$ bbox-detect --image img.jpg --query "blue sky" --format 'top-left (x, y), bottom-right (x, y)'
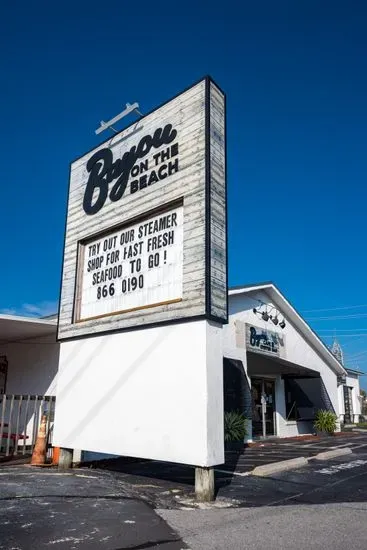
top-left (1, 1), bottom-right (367, 373)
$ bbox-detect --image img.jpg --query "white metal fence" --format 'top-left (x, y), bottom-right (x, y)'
top-left (0, 394), bottom-right (56, 458)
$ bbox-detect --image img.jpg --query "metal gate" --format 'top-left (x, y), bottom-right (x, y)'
top-left (0, 394), bottom-right (56, 458)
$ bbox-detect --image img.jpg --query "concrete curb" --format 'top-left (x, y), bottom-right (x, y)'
top-left (312, 447), bottom-right (352, 461)
top-left (251, 447), bottom-right (353, 476)
top-left (252, 457), bottom-right (308, 477)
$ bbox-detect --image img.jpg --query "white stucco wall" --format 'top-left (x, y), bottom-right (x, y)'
top-left (53, 319), bottom-right (224, 467)
top-left (224, 290), bottom-right (342, 439)
top-left (0, 334), bottom-right (59, 396)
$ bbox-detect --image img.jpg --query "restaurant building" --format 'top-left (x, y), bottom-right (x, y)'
top-left (223, 282), bottom-right (350, 441)
top-left (1, 282), bottom-right (362, 459)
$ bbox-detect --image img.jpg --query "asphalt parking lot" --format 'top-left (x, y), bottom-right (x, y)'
top-left (82, 433), bottom-right (367, 505)
top-left (216, 442), bottom-right (367, 506)
top-left (1, 434), bottom-right (367, 549)
top-left (220, 432), bottom-right (364, 474)
top-left (0, 468), bottom-right (186, 550)
top-left (158, 438), bottom-right (367, 549)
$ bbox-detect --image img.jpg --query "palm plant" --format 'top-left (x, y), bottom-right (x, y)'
top-left (224, 411), bottom-right (248, 442)
top-left (314, 410), bottom-right (337, 434)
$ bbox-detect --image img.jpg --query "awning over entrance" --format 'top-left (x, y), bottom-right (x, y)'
top-left (247, 351), bottom-right (320, 378)
top-left (0, 315), bottom-right (56, 344)
top-left (224, 355), bottom-right (335, 439)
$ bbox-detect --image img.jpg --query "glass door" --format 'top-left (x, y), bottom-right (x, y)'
top-left (251, 379), bottom-right (263, 437)
top-left (263, 379), bottom-right (276, 436)
top-left (0, 356), bottom-right (7, 395)
top-left (343, 386), bottom-right (353, 424)
top-left (251, 378), bottom-right (276, 438)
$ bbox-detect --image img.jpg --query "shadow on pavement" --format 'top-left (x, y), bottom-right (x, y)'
top-left (114, 540), bottom-right (182, 550)
top-left (84, 450), bottom-right (244, 495)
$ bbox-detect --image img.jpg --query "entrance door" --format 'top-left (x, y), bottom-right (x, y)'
top-left (0, 356), bottom-right (7, 395)
top-left (251, 378), bottom-right (276, 438)
top-left (343, 386), bottom-right (353, 424)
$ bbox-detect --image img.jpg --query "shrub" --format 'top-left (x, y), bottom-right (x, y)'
top-left (224, 411), bottom-right (248, 442)
top-left (356, 422), bottom-right (367, 429)
top-left (314, 410), bottom-right (337, 434)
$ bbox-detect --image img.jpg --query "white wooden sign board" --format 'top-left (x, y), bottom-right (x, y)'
top-left (77, 205), bottom-right (184, 320)
top-left (58, 77), bottom-right (227, 340)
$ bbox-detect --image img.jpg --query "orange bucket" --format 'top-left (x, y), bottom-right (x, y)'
top-left (52, 446), bottom-right (60, 465)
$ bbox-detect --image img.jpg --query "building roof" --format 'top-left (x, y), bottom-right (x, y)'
top-left (229, 282), bottom-right (347, 377)
top-left (0, 314), bottom-right (56, 344)
top-left (345, 367), bottom-right (366, 376)
top-left (0, 284), bottom-right (356, 377)
top-left (41, 313), bottom-right (58, 320)
top-left (229, 281), bottom-right (274, 292)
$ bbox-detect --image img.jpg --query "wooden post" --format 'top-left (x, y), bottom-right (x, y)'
top-left (195, 467), bottom-right (215, 502)
top-left (58, 447), bottom-right (73, 469)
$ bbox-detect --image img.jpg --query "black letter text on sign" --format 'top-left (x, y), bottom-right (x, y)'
top-left (83, 124), bottom-right (177, 215)
top-left (75, 205), bottom-right (183, 321)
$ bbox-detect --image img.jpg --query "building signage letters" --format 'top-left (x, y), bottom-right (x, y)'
top-left (246, 324), bottom-right (285, 358)
top-left (76, 204), bottom-right (183, 321)
top-left (83, 124), bottom-right (178, 215)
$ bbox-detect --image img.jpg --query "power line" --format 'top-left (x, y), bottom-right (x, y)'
top-left (346, 360), bottom-right (367, 368)
top-left (341, 336), bottom-right (367, 348)
top-left (347, 356), bottom-right (367, 362)
top-left (346, 350), bottom-right (367, 359)
top-left (318, 328), bottom-right (367, 332)
top-left (306, 313), bottom-right (367, 321)
top-left (320, 334), bottom-right (367, 337)
top-left (348, 348), bottom-right (367, 356)
top-left (303, 304), bottom-right (367, 313)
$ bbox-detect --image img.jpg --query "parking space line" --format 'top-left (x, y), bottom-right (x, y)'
top-left (215, 469), bottom-right (251, 477)
top-left (348, 443), bottom-right (367, 450)
top-left (316, 459), bottom-right (367, 475)
top-left (329, 443), bottom-right (354, 449)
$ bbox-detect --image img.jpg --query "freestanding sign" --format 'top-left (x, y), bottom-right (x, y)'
top-left (54, 77), bottom-right (227, 476)
top-left (58, 76), bottom-right (227, 340)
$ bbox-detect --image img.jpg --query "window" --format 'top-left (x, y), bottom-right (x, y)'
top-left (343, 386), bottom-right (353, 423)
top-left (285, 385), bottom-right (299, 421)
top-left (0, 356), bottom-right (8, 395)
top-left (284, 378), bottom-right (316, 421)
